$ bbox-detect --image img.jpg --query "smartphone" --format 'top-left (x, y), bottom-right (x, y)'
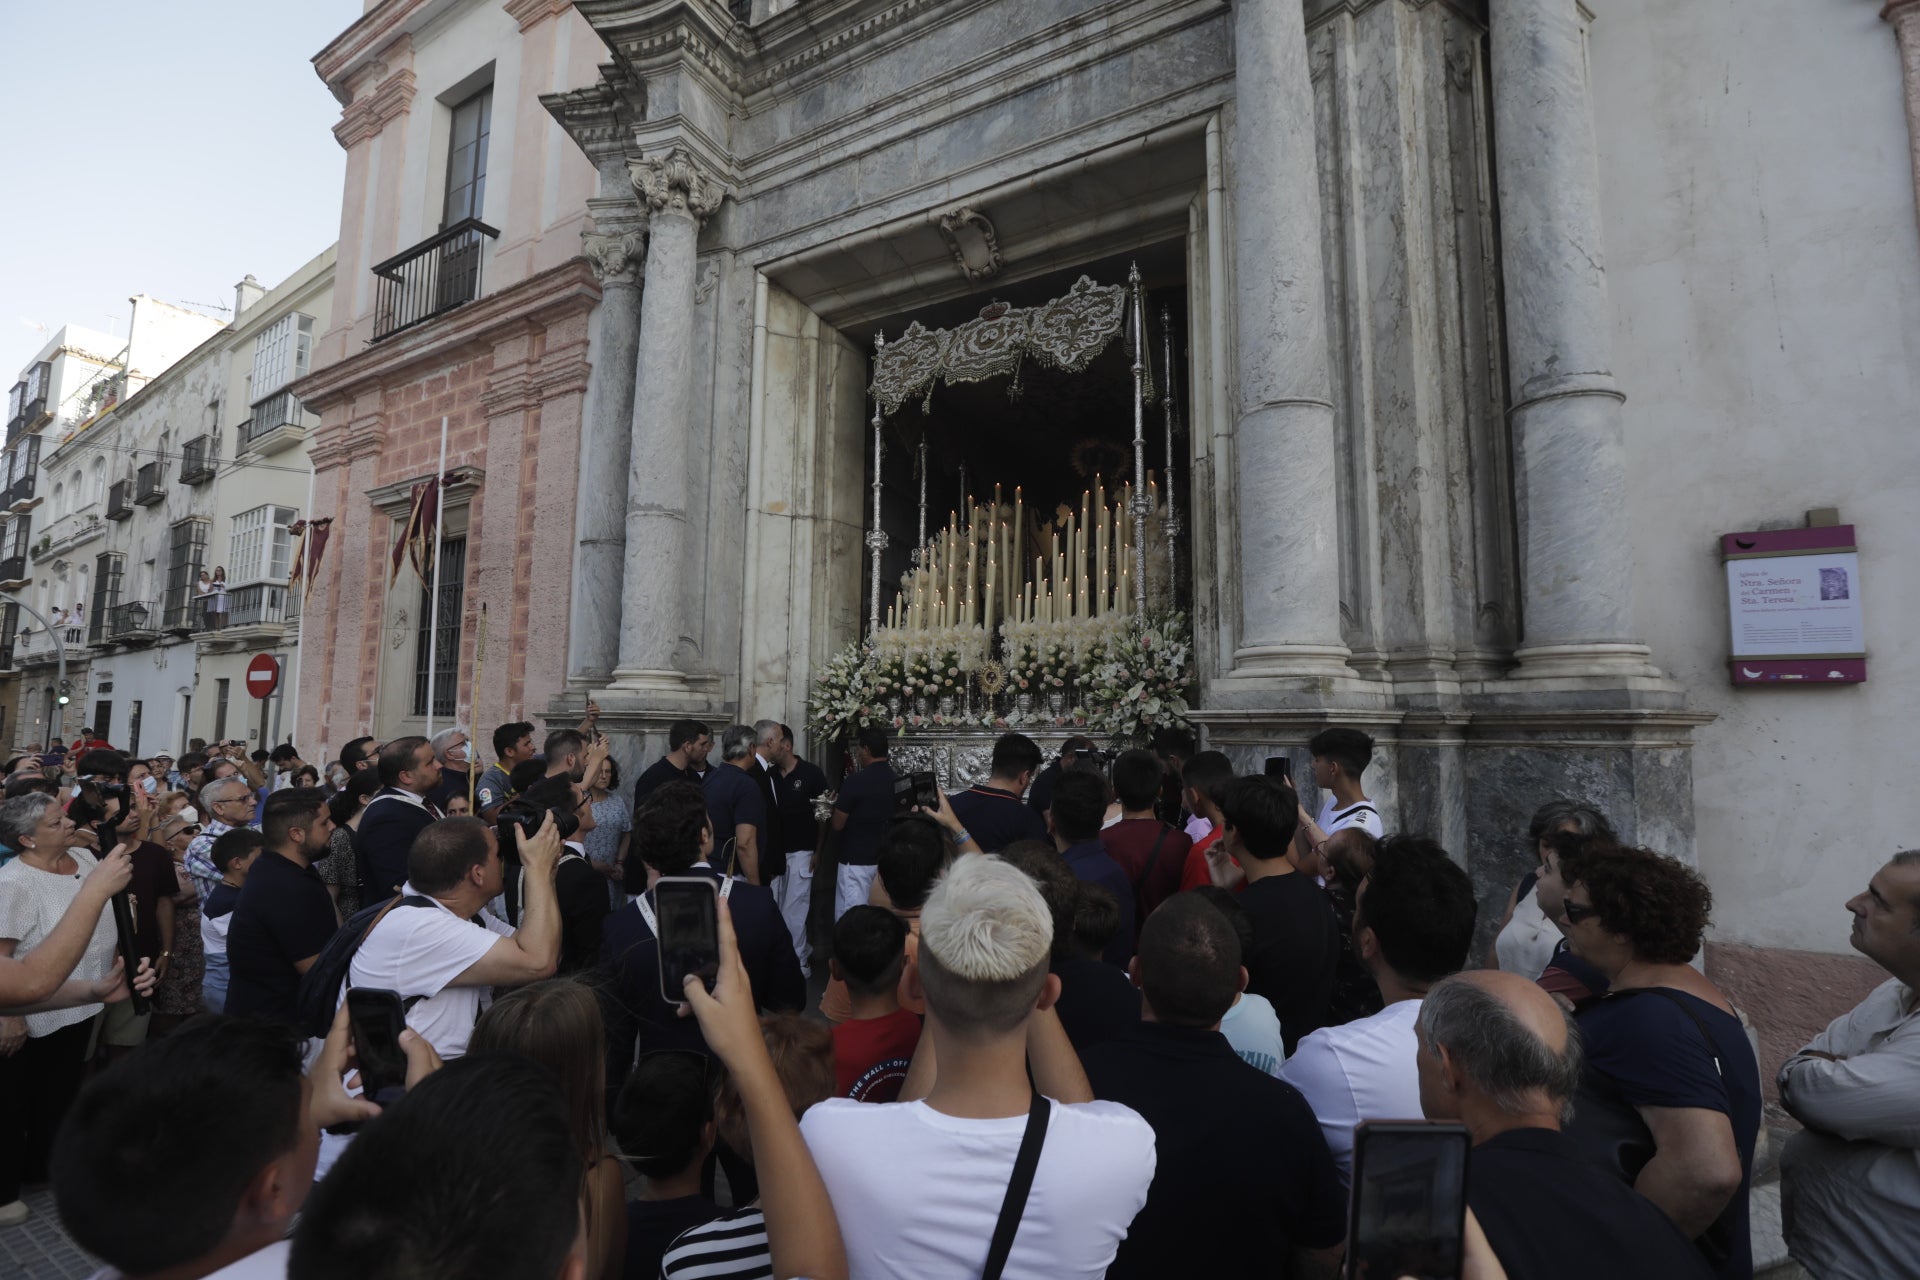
top-left (654, 876), bottom-right (721, 1005)
top-left (1264, 755), bottom-right (1292, 783)
top-left (345, 987), bottom-right (410, 1106)
top-left (1345, 1120), bottom-right (1471, 1280)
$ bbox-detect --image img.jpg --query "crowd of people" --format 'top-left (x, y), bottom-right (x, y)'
top-left (0, 713), bottom-right (1913, 1280)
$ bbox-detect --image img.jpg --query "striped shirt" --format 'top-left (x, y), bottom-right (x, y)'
top-left (660, 1207), bottom-right (770, 1280)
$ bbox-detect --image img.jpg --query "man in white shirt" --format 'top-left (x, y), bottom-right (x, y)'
top-left (801, 855), bottom-right (1157, 1280)
top-left (347, 813), bottom-right (564, 1059)
top-left (1779, 850), bottom-right (1920, 1279)
top-left (1280, 834), bottom-right (1476, 1184)
top-left (1293, 728), bottom-right (1384, 865)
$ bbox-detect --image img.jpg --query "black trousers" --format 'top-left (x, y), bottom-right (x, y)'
top-left (0, 1015), bottom-right (98, 1202)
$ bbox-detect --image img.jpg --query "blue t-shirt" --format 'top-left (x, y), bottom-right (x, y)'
top-left (702, 765), bottom-right (769, 877)
top-left (1573, 988), bottom-right (1762, 1280)
top-left (831, 761), bottom-right (896, 867)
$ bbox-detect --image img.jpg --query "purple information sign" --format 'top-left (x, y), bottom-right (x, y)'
top-left (1721, 526), bottom-right (1866, 686)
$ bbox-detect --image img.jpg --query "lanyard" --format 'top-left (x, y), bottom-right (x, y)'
top-left (636, 875), bottom-right (734, 933)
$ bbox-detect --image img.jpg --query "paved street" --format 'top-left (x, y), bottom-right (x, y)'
top-left (0, 1189), bottom-right (97, 1279)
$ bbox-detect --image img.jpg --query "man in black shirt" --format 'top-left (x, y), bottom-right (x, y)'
top-left (1417, 971), bottom-right (1711, 1280)
top-left (1082, 894), bottom-right (1344, 1279)
top-left (1025, 734), bottom-right (1095, 821)
top-left (632, 719), bottom-right (710, 811)
top-left (828, 727), bottom-right (895, 921)
top-left (1221, 774), bottom-right (1338, 1054)
top-left (1001, 841), bottom-right (1140, 1053)
top-left (225, 788), bottom-right (339, 1024)
top-left (769, 724), bottom-right (829, 974)
top-left (702, 725), bottom-right (770, 884)
top-left (947, 732), bottom-right (1047, 852)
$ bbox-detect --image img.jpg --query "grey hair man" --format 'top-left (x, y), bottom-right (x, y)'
top-left (702, 725), bottom-right (770, 885)
top-left (183, 775), bottom-right (261, 905)
top-left (1777, 850), bottom-right (1920, 1280)
top-left (426, 726), bottom-right (472, 814)
top-left (747, 719), bottom-right (785, 881)
top-left (1416, 971), bottom-right (1709, 1279)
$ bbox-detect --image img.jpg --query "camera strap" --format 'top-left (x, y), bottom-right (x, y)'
top-left (636, 875), bottom-right (734, 935)
top-left (981, 1092), bottom-right (1051, 1280)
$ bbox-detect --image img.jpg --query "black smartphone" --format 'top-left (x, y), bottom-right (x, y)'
top-left (911, 770), bottom-right (941, 812)
top-left (654, 876), bottom-right (721, 1005)
top-left (1345, 1120), bottom-right (1472, 1280)
top-left (345, 987), bottom-right (410, 1106)
top-left (1264, 755), bottom-right (1292, 783)
top-left (893, 772), bottom-right (918, 815)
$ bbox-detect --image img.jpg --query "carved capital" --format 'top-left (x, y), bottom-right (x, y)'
top-left (333, 68), bottom-right (416, 150)
top-left (582, 229), bottom-right (647, 285)
top-left (629, 147), bottom-right (726, 224)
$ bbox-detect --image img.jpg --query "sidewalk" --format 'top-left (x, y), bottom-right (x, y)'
top-left (0, 1189), bottom-right (98, 1279)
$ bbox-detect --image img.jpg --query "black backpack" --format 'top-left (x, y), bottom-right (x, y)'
top-left (293, 892), bottom-right (435, 1039)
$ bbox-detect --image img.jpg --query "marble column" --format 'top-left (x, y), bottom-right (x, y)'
top-left (567, 226), bottom-right (646, 684)
top-left (1229, 0), bottom-right (1352, 679)
top-left (1886, 0), bottom-right (1920, 239)
top-left (1489, 0), bottom-right (1655, 678)
top-left (612, 148), bottom-right (724, 689)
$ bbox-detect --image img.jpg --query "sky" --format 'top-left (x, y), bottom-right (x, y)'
top-left (0, 0), bottom-right (362, 381)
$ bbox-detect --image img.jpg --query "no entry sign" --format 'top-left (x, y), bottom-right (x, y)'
top-left (246, 653), bottom-right (281, 700)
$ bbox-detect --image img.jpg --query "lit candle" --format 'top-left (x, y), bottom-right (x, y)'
top-left (1096, 492), bottom-right (1110, 616)
top-left (966, 512), bottom-right (979, 624)
top-left (1013, 488), bottom-right (1024, 609)
top-left (945, 517), bottom-right (958, 621)
top-left (984, 533), bottom-right (998, 636)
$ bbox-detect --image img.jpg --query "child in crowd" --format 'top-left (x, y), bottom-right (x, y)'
top-left (615, 1051), bottom-right (722, 1280)
top-left (199, 827), bottom-right (265, 1014)
top-left (827, 906), bottom-right (921, 1101)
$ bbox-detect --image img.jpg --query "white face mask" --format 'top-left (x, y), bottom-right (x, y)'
top-left (141, 776), bottom-right (159, 794)
top-left (178, 806), bottom-right (200, 825)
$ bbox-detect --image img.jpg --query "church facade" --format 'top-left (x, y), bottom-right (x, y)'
top-left (546, 0), bottom-right (1720, 951)
top-left (296, 0), bottom-right (1920, 992)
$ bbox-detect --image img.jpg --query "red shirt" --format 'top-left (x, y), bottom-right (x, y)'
top-left (832, 1006), bottom-right (923, 1101)
top-left (1100, 818), bottom-right (1192, 928)
top-left (1179, 825), bottom-right (1243, 892)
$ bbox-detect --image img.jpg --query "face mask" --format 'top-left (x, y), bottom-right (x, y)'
top-left (142, 776), bottom-right (158, 794)
top-left (178, 806), bottom-right (200, 825)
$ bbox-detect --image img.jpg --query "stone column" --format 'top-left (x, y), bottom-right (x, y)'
top-left (1489, 0), bottom-right (1655, 678)
top-left (1229, 0), bottom-right (1351, 680)
top-left (612, 148), bottom-right (724, 689)
top-left (1886, 0), bottom-right (1920, 238)
top-left (567, 226), bottom-right (645, 684)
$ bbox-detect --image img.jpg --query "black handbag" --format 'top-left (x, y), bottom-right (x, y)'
top-left (1568, 987), bottom-right (1736, 1272)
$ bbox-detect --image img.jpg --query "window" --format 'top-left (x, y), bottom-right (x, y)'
top-left (229, 505), bottom-right (297, 584)
top-left (248, 314), bottom-right (315, 403)
top-left (164, 518), bottom-right (209, 629)
top-left (90, 552), bottom-right (123, 645)
top-left (91, 457), bottom-right (106, 505)
top-left (127, 701), bottom-right (142, 758)
top-left (442, 86), bottom-right (492, 227)
top-left (9, 516), bottom-right (30, 559)
top-left (214, 678), bottom-right (230, 741)
top-left (93, 701), bottom-right (111, 744)
top-left (412, 535), bottom-right (466, 719)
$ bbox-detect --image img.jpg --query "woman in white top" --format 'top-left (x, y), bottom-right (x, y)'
top-left (210, 567), bottom-right (231, 630)
top-left (0, 792), bottom-right (123, 1212)
top-left (195, 570), bottom-right (217, 631)
top-left (1490, 799), bottom-right (1615, 978)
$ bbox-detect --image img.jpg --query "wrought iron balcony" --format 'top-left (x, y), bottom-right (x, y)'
top-left (371, 217), bottom-right (500, 342)
top-left (107, 600), bottom-right (158, 642)
top-left (134, 462), bottom-right (165, 505)
top-left (106, 480), bottom-right (133, 520)
top-left (179, 435), bottom-right (217, 484)
top-left (240, 389), bottom-right (309, 454)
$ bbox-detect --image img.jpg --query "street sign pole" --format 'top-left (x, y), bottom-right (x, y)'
top-left (2, 593), bottom-right (67, 736)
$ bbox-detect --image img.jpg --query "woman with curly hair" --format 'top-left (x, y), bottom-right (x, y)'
top-left (1560, 843), bottom-right (1761, 1280)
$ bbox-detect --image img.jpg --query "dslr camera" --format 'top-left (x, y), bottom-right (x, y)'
top-left (495, 796), bottom-right (579, 848)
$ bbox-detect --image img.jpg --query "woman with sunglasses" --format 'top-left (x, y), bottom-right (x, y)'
top-left (1559, 843), bottom-right (1761, 1280)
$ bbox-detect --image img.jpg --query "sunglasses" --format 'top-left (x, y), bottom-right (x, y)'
top-left (1562, 899), bottom-right (1601, 925)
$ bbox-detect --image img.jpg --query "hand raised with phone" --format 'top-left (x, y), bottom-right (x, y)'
top-left (678, 896), bottom-right (758, 1058)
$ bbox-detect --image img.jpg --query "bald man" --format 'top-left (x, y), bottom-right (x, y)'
top-left (1416, 971), bottom-right (1710, 1280)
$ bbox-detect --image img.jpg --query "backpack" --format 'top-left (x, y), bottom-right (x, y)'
top-left (293, 892), bottom-right (436, 1039)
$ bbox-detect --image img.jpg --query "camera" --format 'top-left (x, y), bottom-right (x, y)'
top-left (495, 797), bottom-right (579, 849)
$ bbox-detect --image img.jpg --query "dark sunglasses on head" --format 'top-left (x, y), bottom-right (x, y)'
top-left (1562, 899), bottom-right (1601, 925)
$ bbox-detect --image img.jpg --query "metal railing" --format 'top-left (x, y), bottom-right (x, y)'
top-left (106, 480), bottom-right (132, 520)
top-left (15, 624), bottom-right (85, 662)
top-left (134, 462), bottom-right (164, 504)
top-left (106, 600), bottom-right (157, 641)
top-left (371, 218), bottom-right (500, 342)
top-left (242, 390), bottom-right (304, 447)
top-left (226, 583), bottom-right (289, 628)
top-left (179, 435), bottom-right (217, 484)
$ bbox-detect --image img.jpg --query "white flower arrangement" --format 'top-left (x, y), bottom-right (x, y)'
top-left (1083, 610), bottom-right (1194, 745)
